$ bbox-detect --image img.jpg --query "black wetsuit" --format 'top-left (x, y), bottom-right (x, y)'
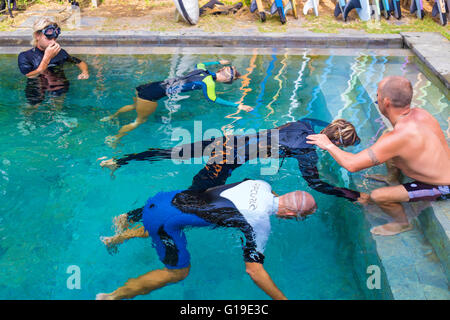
top-left (128, 179), bottom-right (277, 269)
top-left (18, 47), bottom-right (82, 105)
top-left (113, 118), bottom-right (361, 201)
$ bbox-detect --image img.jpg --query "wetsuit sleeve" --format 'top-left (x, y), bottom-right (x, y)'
top-left (200, 77), bottom-right (239, 107)
top-left (60, 49), bottom-right (82, 65)
top-left (18, 52), bottom-right (35, 75)
top-left (196, 61), bottom-right (221, 70)
top-left (295, 149), bottom-right (361, 202)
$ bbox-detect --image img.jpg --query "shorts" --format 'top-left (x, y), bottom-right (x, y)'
top-left (136, 81), bottom-right (167, 101)
top-left (403, 181), bottom-right (450, 202)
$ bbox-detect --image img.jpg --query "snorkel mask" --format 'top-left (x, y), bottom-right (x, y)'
top-left (41, 24), bottom-right (61, 40)
top-left (225, 66), bottom-right (235, 84)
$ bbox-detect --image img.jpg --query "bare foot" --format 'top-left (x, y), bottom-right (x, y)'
top-left (96, 293), bottom-right (114, 300)
top-left (105, 135), bottom-right (119, 148)
top-left (370, 222), bottom-right (413, 236)
top-left (113, 214), bottom-right (130, 234)
top-left (100, 236), bottom-right (119, 255)
top-left (100, 158), bottom-right (118, 174)
top-left (100, 116), bottom-right (113, 122)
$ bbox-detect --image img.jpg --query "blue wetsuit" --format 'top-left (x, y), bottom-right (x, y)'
top-left (135, 61), bottom-right (238, 107)
top-left (139, 180), bottom-right (277, 269)
top-left (113, 119), bottom-right (361, 202)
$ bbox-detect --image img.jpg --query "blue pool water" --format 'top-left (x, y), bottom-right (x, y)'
top-left (0, 51), bottom-right (448, 300)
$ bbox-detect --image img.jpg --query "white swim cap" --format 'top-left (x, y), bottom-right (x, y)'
top-left (279, 191), bottom-right (317, 218)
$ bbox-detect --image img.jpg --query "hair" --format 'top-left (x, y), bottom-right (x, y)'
top-left (320, 119), bottom-right (360, 147)
top-left (31, 17), bottom-right (57, 47)
top-left (379, 76), bottom-right (413, 108)
top-left (219, 66), bottom-right (241, 81)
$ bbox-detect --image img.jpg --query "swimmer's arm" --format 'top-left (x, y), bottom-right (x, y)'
top-left (200, 79), bottom-right (239, 107)
top-left (25, 58), bottom-right (51, 78)
top-left (245, 262), bottom-right (287, 300)
top-left (301, 118), bottom-right (330, 130)
top-left (75, 60), bottom-right (89, 79)
top-left (307, 132), bottom-right (402, 173)
top-left (214, 97), bottom-right (239, 107)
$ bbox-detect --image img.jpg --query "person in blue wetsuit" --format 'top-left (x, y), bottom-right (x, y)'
top-left (17, 18), bottom-right (89, 106)
top-left (101, 60), bottom-right (252, 146)
top-left (100, 118), bottom-right (364, 203)
top-left (96, 179), bottom-right (317, 300)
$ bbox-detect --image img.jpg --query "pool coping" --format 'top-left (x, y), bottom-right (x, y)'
top-left (0, 30), bottom-right (448, 90)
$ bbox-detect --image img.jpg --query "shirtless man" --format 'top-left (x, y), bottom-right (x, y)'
top-left (307, 76), bottom-right (450, 236)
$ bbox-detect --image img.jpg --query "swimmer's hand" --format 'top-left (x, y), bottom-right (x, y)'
top-left (96, 293), bottom-right (114, 300)
top-left (239, 104), bottom-right (253, 112)
top-left (44, 42), bottom-right (61, 61)
top-left (356, 192), bottom-right (371, 205)
top-left (100, 158), bottom-right (118, 173)
top-left (77, 71), bottom-right (89, 80)
top-left (306, 134), bottom-right (334, 150)
top-left (219, 59), bottom-right (231, 65)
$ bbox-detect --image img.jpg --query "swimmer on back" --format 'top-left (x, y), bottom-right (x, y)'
top-left (96, 179), bottom-right (317, 300)
top-left (101, 60), bottom-right (252, 147)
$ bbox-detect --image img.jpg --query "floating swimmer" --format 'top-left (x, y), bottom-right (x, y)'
top-left (101, 60), bottom-right (252, 147)
top-left (96, 179), bottom-right (317, 300)
top-left (99, 118), bottom-right (366, 203)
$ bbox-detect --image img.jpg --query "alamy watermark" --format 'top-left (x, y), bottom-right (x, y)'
top-left (366, 265), bottom-right (381, 290)
top-left (66, 265), bottom-right (81, 290)
top-left (169, 121), bottom-right (280, 176)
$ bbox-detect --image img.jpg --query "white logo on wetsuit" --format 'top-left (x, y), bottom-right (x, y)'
top-left (249, 182), bottom-right (260, 211)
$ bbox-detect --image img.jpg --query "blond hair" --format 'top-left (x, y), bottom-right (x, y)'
top-left (31, 17), bottom-right (57, 47)
top-left (320, 119), bottom-right (360, 147)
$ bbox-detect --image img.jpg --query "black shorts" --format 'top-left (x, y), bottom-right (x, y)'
top-left (136, 81), bottom-right (167, 101)
top-left (403, 181), bottom-right (450, 202)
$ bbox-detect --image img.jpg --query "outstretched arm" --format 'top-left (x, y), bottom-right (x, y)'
top-left (295, 150), bottom-right (361, 202)
top-left (245, 262), bottom-right (287, 300)
top-left (306, 131), bottom-right (403, 173)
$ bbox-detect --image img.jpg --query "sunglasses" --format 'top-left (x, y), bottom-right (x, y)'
top-left (41, 24), bottom-right (61, 40)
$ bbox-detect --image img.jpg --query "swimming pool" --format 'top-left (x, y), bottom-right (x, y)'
top-left (0, 50), bottom-right (448, 299)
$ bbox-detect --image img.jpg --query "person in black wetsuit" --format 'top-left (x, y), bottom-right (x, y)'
top-left (101, 60), bottom-right (252, 147)
top-left (99, 118), bottom-right (364, 202)
top-left (96, 179), bottom-right (317, 300)
top-left (17, 17), bottom-right (89, 106)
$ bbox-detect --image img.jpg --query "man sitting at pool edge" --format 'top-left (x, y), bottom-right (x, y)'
top-left (96, 179), bottom-right (317, 300)
top-left (307, 75), bottom-right (450, 236)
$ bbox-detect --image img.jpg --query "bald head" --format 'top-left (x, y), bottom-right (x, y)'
top-left (378, 76), bottom-right (413, 108)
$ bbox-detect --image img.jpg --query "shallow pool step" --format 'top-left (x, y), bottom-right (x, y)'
top-left (363, 204), bottom-right (450, 300)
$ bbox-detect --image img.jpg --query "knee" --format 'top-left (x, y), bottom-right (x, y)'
top-left (135, 118), bottom-right (148, 125)
top-left (370, 189), bottom-right (389, 204)
top-left (170, 266), bottom-right (190, 283)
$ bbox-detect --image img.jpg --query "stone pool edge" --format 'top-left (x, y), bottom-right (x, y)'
top-left (0, 30), bottom-right (448, 89)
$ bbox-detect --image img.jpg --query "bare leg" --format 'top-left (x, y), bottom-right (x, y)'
top-left (96, 266), bottom-right (190, 300)
top-left (105, 97), bottom-right (158, 147)
top-left (101, 225), bottom-right (148, 248)
top-left (369, 184), bottom-right (413, 236)
top-left (101, 97), bottom-right (137, 122)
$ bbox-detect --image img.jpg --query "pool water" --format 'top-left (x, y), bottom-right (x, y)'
top-left (0, 51), bottom-right (448, 300)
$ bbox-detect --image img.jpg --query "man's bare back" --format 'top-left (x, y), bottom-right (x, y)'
top-left (390, 107), bottom-right (450, 185)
